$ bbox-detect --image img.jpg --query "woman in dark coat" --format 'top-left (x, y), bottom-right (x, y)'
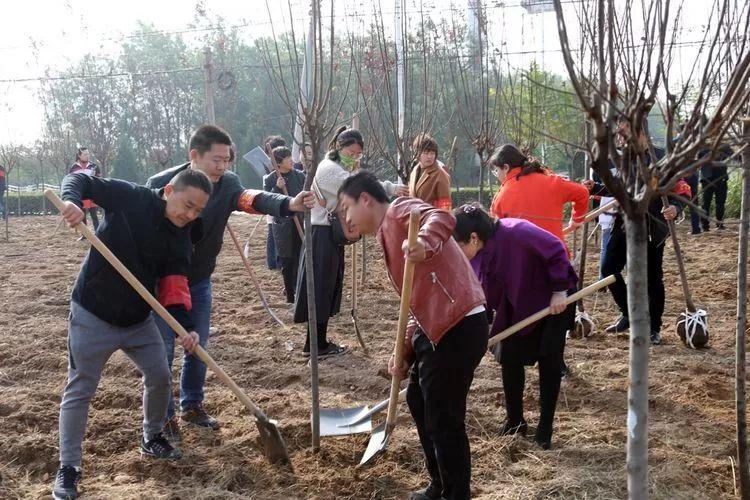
top-left (263, 146), bottom-right (305, 303)
top-left (452, 204), bottom-right (578, 450)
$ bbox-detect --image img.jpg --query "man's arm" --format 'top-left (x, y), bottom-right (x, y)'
top-left (61, 174), bottom-right (148, 212)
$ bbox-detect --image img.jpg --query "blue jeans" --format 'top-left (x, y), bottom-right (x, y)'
top-left (155, 278), bottom-right (212, 419)
top-left (600, 226), bottom-right (612, 279)
top-left (266, 226), bottom-right (279, 270)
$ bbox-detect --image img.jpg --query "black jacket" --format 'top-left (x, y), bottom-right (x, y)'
top-left (699, 144), bottom-right (732, 182)
top-left (62, 174), bottom-right (196, 328)
top-left (147, 164), bottom-right (293, 284)
top-left (591, 148), bottom-right (684, 246)
top-left (263, 169), bottom-right (305, 259)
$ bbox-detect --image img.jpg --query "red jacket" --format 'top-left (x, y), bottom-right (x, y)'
top-left (377, 197), bottom-right (486, 363)
top-left (490, 167), bottom-right (589, 246)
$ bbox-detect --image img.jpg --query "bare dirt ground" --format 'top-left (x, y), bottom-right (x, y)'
top-left (0, 213), bottom-right (744, 499)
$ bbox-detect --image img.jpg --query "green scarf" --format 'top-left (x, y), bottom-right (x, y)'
top-left (340, 153), bottom-right (357, 171)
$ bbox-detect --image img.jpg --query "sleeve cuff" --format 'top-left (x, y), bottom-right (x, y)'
top-left (237, 189), bottom-right (261, 215)
top-left (158, 275), bottom-right (192, 310)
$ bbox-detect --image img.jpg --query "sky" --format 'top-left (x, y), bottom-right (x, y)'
top-left (0, 0), bottom-right (721, 145)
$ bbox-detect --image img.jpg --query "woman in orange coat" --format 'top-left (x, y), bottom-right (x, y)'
top-left (489, 144), bottom-right (589, 247)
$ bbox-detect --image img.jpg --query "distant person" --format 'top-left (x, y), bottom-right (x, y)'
top-left (0, 164), bottom-right (6, 219)
top-left (700, 143), bottom-right (733, 231)
top-left (263, 135), bottom-right (287, 270)
top-left (264, 146), bottom-right (305, 303)
top-left (67, 147), bottom-right (102, 230)
top-left (294, 142), bottom-right (314, 172)
top-left (408, 133), bottom-right (452, 211)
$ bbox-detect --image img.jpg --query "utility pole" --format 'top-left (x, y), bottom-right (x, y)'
top-left (204, 47), bottom-right (216, 125)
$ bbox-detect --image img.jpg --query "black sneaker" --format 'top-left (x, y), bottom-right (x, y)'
top-left (650, 331), bottom-right (662, 346)
top-left (301, 342), bottom-right (350, 360)
top-left (181, 403), bottom-right (220, 430)
top-left (410, 481), bottom-right (443, 500)
top-left (605, 315), bottom-right (630, 334)
top-left (500, 420), bottom-right (528, 436)
top-left (163, 416), bottom-right (182, 443)
top-left (140, 433), bottom-right (182, 459)
top-left (52, 465), bottom-right (81, 500)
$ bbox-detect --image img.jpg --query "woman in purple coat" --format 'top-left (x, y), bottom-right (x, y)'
top-left (452, 204), bottom-right (577, 450)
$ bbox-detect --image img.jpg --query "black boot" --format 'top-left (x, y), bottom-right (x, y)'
top-left (605, 315), bottom-right (629, 334)
top-left (410, 481), bottom-right (443, 500)
top-left (500, 420), bottom-right (528, 436)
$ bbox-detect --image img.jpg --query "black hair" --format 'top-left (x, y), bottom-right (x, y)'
top-left (452, 203), bottom-right (496, 244)
top-left (169, 168), bottom-right (213, 196)
top-left (272, 146), bottom-right (292, 165)
top-left (263, 135), bottom-right (287, 150)
top-left (326, 126), bottom-right (364, 162)
top-left (489, 144), bottom-right (546, 179)
top-left (338, 170), bottom-right (388, 203)
top-left (189, 125), bottom-right (233, 156)
top-left (75, 147), bottom-right (89, 162)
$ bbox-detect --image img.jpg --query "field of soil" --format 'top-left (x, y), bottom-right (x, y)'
top-left (0, 213), bottom-right (745, 499)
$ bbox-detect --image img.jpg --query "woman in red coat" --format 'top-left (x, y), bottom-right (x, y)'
top-left (68, 147), bottom-right (102, 230)
top-left (489, 144), bottom-right (589, 248)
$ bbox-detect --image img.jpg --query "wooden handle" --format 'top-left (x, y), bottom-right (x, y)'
top-left (563, 199), bottom-right (618, 234)
top-left (487, 275), bottom-right (616, 349)
top-left (351, 241), bottom-right (358, 309)
top-left (45, 190), bottom-right (270, 422)
top-left (661, 196), bottom-right (695, 311)
top-left (385, 208), bottom-right (421, 428)
top-left (227, 223), bottom-right (267, 307)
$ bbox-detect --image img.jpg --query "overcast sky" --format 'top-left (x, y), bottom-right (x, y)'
top-left (0, 0), bottom-right (720, 145)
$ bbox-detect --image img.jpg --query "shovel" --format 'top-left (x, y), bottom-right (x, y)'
top-left (226, 223), bottom-right (285, 327)
top-left (320, 388), bottom-right (407, 437)
top-left (487, 275), bottom-right (616, 349)
top-left (45, 190), bottom-right (293, 468)
top-left (350, 240), bottom-right (369, 355)
top-left (359, 208), bottom-right (421, 466)
top-left (563, 199), bottom-right (618, 235)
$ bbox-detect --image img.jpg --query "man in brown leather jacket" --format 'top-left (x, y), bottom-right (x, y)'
top-left (338, 171), bottom-right (488, 500)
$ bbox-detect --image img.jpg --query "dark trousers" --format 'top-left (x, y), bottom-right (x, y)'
top-left (406, 312), bottom-right (489, 500)
top-left (303, 320), bottom-right (330, 353)
top-left (600, 227), bottom-right (665, 332)
top-left (280, 256), bottom-right (299, 303)
top-left (84, 208), bottom-right (99, 230)
top-left (685, 174), bottom-right (701, 233)
top-left (701, 178), bottom-right (728, 230)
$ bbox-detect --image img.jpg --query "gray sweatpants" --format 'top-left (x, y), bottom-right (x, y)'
top-left (59, 301), bottom-right (170, 467)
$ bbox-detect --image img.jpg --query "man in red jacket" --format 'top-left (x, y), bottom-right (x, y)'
top-left (338, 171), bottom-right (488, 500)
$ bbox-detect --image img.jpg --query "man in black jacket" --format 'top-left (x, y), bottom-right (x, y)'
top-left (584, 120), bottom-right (690, 345)
top-left (146, 125), bottom-right (314, 441)
top-left (52, 169), bottom-right (210, 500)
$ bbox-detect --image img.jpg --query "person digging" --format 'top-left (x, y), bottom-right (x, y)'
top-left (52, 169), bottom-right (211, 500)
top-left (338, 171), bottom-right (488, 500)
top-left (146, 125), bottom-right (315, 442)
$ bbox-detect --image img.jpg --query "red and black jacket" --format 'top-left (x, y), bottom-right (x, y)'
top-left (62, 174), bottom-right (198, 330)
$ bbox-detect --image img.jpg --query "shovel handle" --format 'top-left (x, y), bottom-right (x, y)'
top-left (44, 190), bottom-right (271, 423)
top-left (563, 199), bottom-right (618, 234)
top-left (386, 208), bottom-right (421, 428)
top-left (487, 275), bottom-right (616, 349)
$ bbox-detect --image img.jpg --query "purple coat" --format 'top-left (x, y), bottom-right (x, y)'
top-left (471, 218), bottom-right (578, 338)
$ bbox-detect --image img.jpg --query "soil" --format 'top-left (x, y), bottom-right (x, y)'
top-left (0, 213), bottom-right (744, 499)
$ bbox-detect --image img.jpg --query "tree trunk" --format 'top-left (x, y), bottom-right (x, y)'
top-left (625, 214), bottom-right (650, 500)
top-left (736, 117), bottom-right (750, 499)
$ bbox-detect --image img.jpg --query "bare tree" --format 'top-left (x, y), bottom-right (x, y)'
top-left (551, 1), bottom-right (750, 498)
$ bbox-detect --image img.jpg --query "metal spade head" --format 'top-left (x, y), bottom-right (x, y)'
top-left (358, 422), bottom-right (393, 467)
top-left (255, 418), bottom-right (293, 469)
top-left (320, 405), bottom-right (373, 436)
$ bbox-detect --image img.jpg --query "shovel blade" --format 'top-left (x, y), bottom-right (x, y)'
top-left (358, 422), bottom-right (391, 467)
top-left (255, 418), bottom-right (293, 469)
top-left (320, 406), bottom-right (373, 436)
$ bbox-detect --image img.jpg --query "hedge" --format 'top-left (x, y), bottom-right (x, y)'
top-left (2, 193), bottom-right (60, 216)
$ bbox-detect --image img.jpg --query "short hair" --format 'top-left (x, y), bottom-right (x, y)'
top-left (169, 168), bottom-right (213, 196)
top-left (264, 135), bottom-right (287, 150)
top-left (338, 170), bottom-right (388, 203)
top-left (412, 133), bottom-right (439, 154)
top-left (189, 125), bottom-right (233, 156)
top-left (272, 146), bottom-right (292, 165)
top-left (452, 203), bottom-right (496, 244)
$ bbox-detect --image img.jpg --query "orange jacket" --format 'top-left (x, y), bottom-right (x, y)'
top-left (490, 167), bottom-right (590, 244)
